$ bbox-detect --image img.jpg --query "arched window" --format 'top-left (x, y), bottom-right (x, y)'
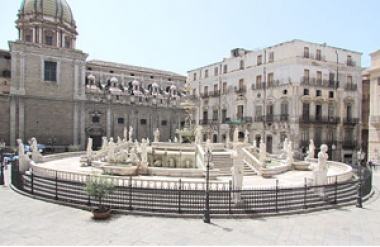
top-left (2, 70), bottom-right (11, 78)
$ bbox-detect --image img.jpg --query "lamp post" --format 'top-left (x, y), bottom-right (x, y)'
top-left (203, 149), bottom-right (212, 223)
top-left (0, 155), bottom-right (4, 185)
top-left (356, 149), bottom-right (365, 208)
top-left (332, 143), bottom-right (336, 161)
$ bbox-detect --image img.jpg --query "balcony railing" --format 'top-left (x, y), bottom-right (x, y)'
top-left (199, 119), bottom-right (219, 125)
top-left (345, 83), bottom-right (357, 91)
top-left (299, 115), bottom-right (340, 124)
top-left (225, 117), bottom-right (253, 124)
top-left (300, 76), bottom-right (338, 88)
top-left (254, 114), bottom-right (290, 122)
top-left (343, 118), bottom-right (359, 125)
top-left (208, 90), bottom-right (220, 97)
top-left (234, 85), bottom-right (247, 93)
top-left (200, 92), bottom-right (209, 98)
top-left (342, 140), bottom-right (357, 149)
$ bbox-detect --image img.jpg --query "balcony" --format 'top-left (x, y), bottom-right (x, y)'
top-left (208, 90), bottom-right (220, 97)
top-left (254, 114), bottom-right (290, 122)
top-left (225, 117), bottom-right (252, 124)
top-left (234, 85), bottom-right (247, 93)
top-left (370, 115), bottom-right (380, 127)
top-left (200, 92), bottom-right (209, 98)
top-left (299, 115), bottom-right (340, 124)
top-left (343, 118), bottom-right (359, 125)
top-left (300, 76), bottom-right (338, 88)
top-left (345, 83), bottom-right (357, 91)
top-left (199, 119), bottom-right (219, 125)
top-left (347, 60), bottom-right (356, 67)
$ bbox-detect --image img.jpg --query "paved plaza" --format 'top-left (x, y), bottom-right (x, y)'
top-left (0, 166), bottom-right (380, 245)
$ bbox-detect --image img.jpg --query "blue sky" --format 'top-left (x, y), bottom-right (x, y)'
top-left (1, 0), bottom-right (379, 75)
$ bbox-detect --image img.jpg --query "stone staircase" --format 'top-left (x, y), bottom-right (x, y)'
top-left (212, 153), bottom-right (256, 176)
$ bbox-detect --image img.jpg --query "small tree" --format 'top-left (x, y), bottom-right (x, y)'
top-left (84, 176), bottom-right (115, 212)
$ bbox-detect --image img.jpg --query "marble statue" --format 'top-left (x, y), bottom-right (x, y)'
top-left (17, 139), bottom-right (31, 172)
top-left (123, 127), bottom-right (128, 142)
top-left (129, 125), bottom-right (133, 142)
top-left (17, 139), bottom-right (24, 157)
top-left (141, 138), bottom-right (148, 163)
top-left (30, 137), bottom-right (38, 153)
top-left (231, 143), bottom-right (244, 202)
top-left (285, 141), bottom-right (294, 167)
top-left (278, 138), bottom-right (288, 159)
top-left (194, 126), bottom-right (202, 143)
top-left (153, 159), bottom-right (162, 167)
top-left (117, 136), bottom-right (122, 144)
top-left (205, 139), bottom-right (212, 152)
top-left (101, 137), bottom-right (108, 151)
top-left (244, 129), bottom-right (249, 143)
top-left (306, 139), bottom-right (316, 161)
top-left (233, 127), bottom-right (239, 143)
top-left (174, 137), bottom-right (178, 143)
top-left (154, 128), bottom-right (160, 142)
top-left (168, 157), bottom-right (176, 168)
top-left (108, 137), bottom-right (115, 162)
top-left (259, 139), bottom-right (266, 162)
top-left (317, 144), bottom-right (329, 171)
top-left (86, 138), bottom-right (93, 157)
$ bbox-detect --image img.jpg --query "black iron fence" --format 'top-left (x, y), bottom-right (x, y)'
top-left (10, 161), bottom-right (372, 216)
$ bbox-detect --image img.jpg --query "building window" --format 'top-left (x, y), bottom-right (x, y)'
top-left (301, 129), bottom-right (309, 142)
top-left (92, 116), bottom-right (100, 123)
top-left (222, 109), bottom-right (227, 122)
top-left (317, 71), bottom-right (322, 84)
top-left (26, 35), bottom-right (31, 42)
top-left (204, 86), bottom-right (208, 95)
top-left (316, 49), bottom-right (321, 60)
top-left (268, 73), bottom-right (274, 86)
top-left (205, 69), bottom-right (209, 78)
top-left (302, 103), bottom-right (310, 120)
top-left (223, 65), bottom-right (228, 74)
top-left (304, 69), bottom-right (310, 82)
top-left (256, 75), bottom-right (262, 88)
top-left (213, 110), bottom-right (218, 120)
top-left (329, 91), bottom-right (334, 98)
top-left (203, 111), bottom-right (208, 121)
top-left (140, 119), bottom-right (147, 125)
top-left (45, 36), bottom-right (53, 46)
top-left (161, 120), bottom-right (167, 126)
top-left (222, 82), bottom-right (227, 94)
top-left (193, 73), bottom-right (197, 81)
top-left (65, 40), bottom-right (70, 48)
top-left (303, 88), bottom-right (309, 95)
top-left (44, 61), bottom-right (57, 82)
top-left (118, 118), bottom-right (124, 124)
top-left (240, 60), bottom-right (244, 70)
top-left (214, 67), bottom-right (218, 76)
top-left (281, 102), bottom-right (288, 116)
top-left (347, 55), bottom-right (353, 66)
top-left (316, 104), bottom-right (322, 121)
top-left (269, 52), bottom-right (274, 62)
top-left (239, 79), bottom-right (244, 90)
top-left (316, 90), bottom-right (322, 97)
top-left (257, 55), bottom-right (262, 66)
top-left (237, 105), bottom-right (244, 119)
top-left (328, 104), bottom-right (334, 121)
top-left (347, 75), bottom-right (353, 84)
top-left (304, 47), bottom-right (309, 58)
top-left (255, 105), bottom-right (262, 117)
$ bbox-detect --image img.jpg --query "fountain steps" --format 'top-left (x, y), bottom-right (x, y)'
top-left (212, 154), bottom-right (256, 176)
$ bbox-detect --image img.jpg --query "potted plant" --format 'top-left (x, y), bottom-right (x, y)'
top-left (84, 176), bottom-right (115, 219)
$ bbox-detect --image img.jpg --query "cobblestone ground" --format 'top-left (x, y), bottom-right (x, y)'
top-left (0, 166), bottom-right (379, 245)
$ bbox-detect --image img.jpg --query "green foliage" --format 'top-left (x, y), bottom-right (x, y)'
top-left (84, 176), bottom-right (115, 211)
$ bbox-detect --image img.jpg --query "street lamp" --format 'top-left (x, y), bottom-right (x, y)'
top-left (0, 155), bottom-right (4, 185)
top-left (203, 149), bottom-right (213, 223)
top-left (356, 149), bottom-right (366, 208)
top-left (331, 143), bottom-right (336, 161)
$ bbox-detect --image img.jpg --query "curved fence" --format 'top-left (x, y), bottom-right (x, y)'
top-left (10, 161), bottom-right (372, 216)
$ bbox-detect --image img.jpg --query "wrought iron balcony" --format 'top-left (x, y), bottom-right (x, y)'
top-left (345, 83), bottom-right (357, 91)
top-left (200, 92), bottom-right (209, 98)
top-left (234, 85), bottom-right (247, 93)
top-left (300, 76), bottom-right (338, 88)
top-left (208, 90), bottom-right (220, 97)
top-left (254, 114), bottom-right (289, 122)
top-left (342, 118), bottom-right (359, 125)
top-left (299, 115), bottom-right (340, 124)
top-left (225, 117), bottom-right (252, 124)
top-left (199, 119), bottom-right (219, 125)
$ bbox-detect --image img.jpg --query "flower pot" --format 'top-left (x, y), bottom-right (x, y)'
top-left (91, 208), bottom-right (112, 219)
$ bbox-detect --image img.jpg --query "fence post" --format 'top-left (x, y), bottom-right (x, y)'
top-left (178, 179), bottom-right (181, 213)
top-left (30, 169), bottom-right (34, 195)
top-left (334, 176), bottom-right (338, 204)
top-left (86, 175), bottom-right (91, 206)
top-left (55, 171), bottom-right (58, 200)
top-left (304, 177), bottom-right (307, 209)
top-left (229, 180), bottom-right (232, 214)
top-left (356, 166), bottom-right (362, 208)
top-left (128, 176), bottom-right (133, 210)
top-left (275, 180), bottom-right (279, 213)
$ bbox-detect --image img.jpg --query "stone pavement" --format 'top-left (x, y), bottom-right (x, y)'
top-left (1, 167), bottom-right (380, 245)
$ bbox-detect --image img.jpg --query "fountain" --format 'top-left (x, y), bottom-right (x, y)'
top-left (176, 80), bottom-right (196, 143)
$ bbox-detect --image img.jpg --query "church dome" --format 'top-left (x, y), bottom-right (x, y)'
top-left (19, 0), bottom-right (75, 25)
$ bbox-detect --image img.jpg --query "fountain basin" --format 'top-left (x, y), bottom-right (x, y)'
top-left (292, 161), bottom-right (311, 171)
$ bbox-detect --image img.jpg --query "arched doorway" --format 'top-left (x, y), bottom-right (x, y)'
top-left (238, 132), bottom-right (244, 142)
top-left (255, 135), bottom-right (261, 148)
top-left (213, 134), bottom-right (218, 143)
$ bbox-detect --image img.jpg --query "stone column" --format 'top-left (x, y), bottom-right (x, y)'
top-left (19, 54), bottom-right (25, 93)
top-left (106, 103), bottom-right (112, 139)
top-left (80, 102), bottom-right (86, 149)
top-left (18, 98), bottom-right (24, 141)
top-left (10, 97), bottom-right (16, 147)
top-left (73, 102), bottom-right (79, 146)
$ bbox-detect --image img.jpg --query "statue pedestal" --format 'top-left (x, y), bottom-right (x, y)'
top-left (18, 156), bottom-right (30, 173)
top-left (313, 170), bottom-right (328, 199)
top-left (139, 161), bottom-right (149, 175)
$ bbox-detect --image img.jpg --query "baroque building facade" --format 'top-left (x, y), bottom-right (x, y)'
top-left (0, 0), bottom-right (186, 151)
top-left (369, 50), bottom-right (380, 162)
top-left (188, 39), bottom-right (363, 162)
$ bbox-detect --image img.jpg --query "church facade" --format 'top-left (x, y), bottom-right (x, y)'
top-left (0, 0), bottom-right (187, 151)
